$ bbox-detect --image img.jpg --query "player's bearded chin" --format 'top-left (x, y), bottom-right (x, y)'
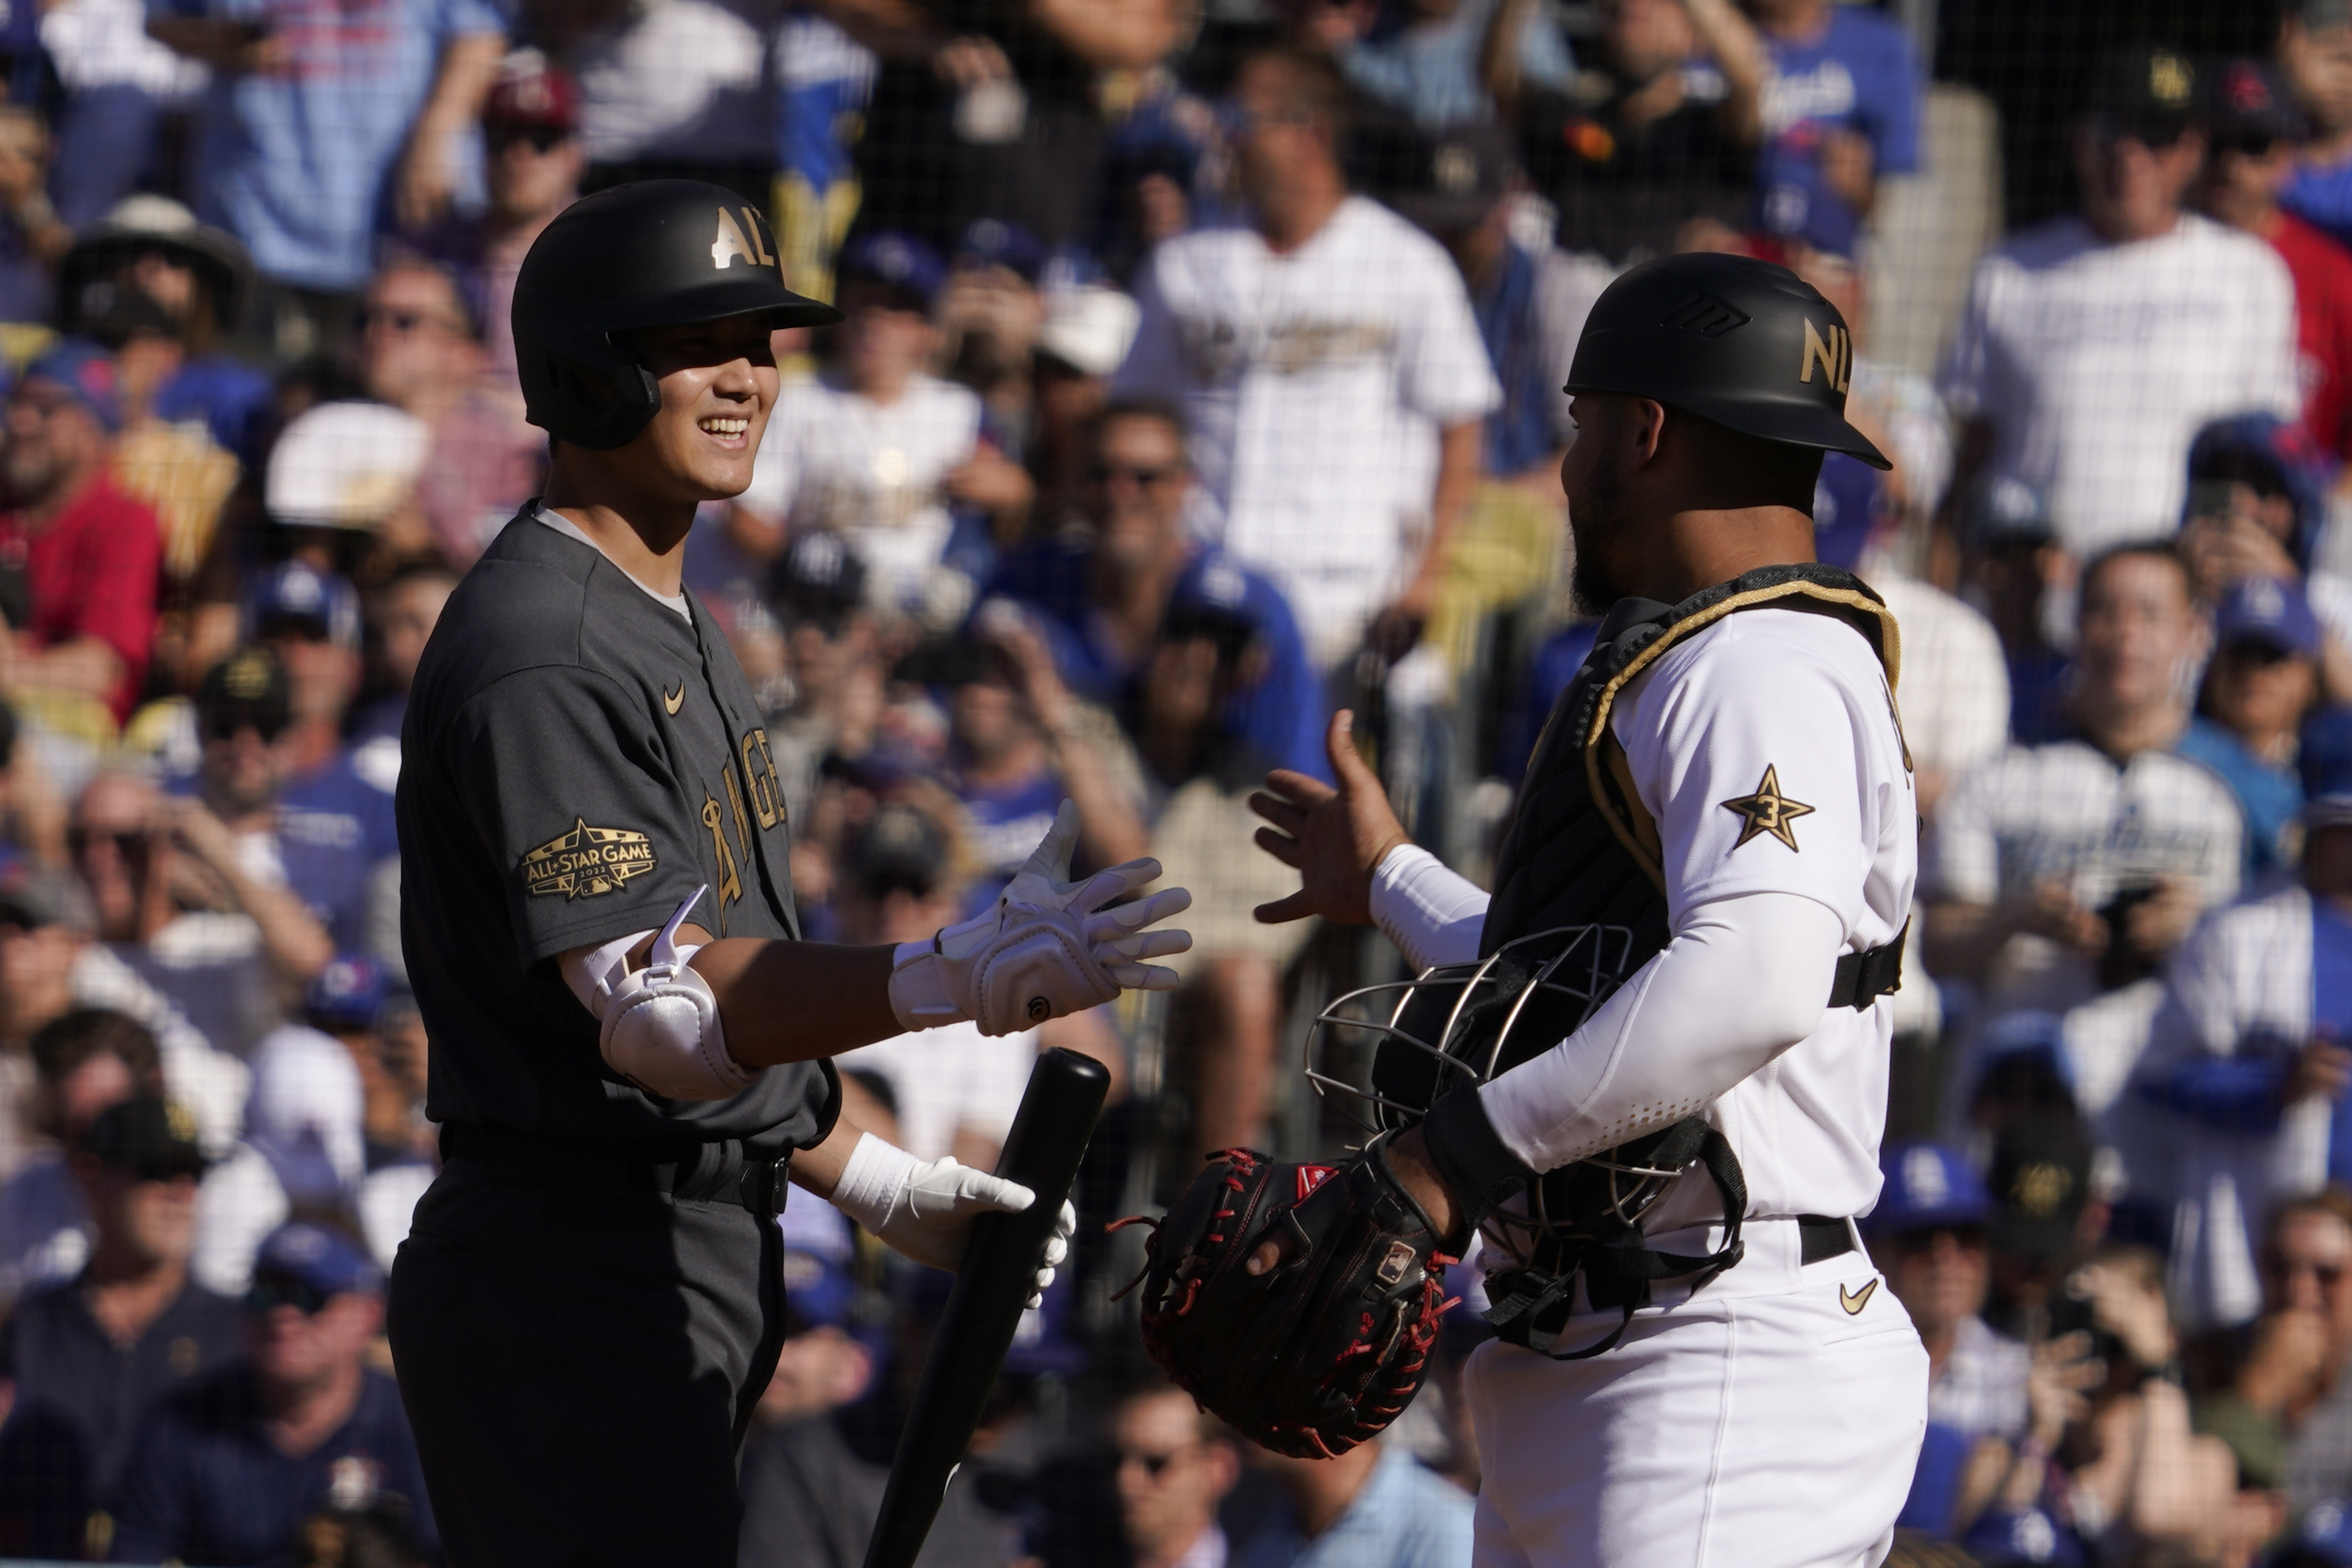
top-left (1567, 459), bottom-right (1628, 614)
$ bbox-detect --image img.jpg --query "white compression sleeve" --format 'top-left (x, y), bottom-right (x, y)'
top-left (1475, 890), bottom-right (1845, 1172)
top-left (1368, 845), bottom-right (1490, 973)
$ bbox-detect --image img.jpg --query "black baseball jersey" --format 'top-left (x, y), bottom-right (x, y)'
top-left (397, 508), bottom-right (836, 1147)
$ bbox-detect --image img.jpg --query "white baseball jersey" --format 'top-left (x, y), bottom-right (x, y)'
top-left (1112, 197), bottom-right (1501, 666)
top-left (737, 371), bottom-right (983, 614)
top-left (1938, 213), bottom-right (2298, 560)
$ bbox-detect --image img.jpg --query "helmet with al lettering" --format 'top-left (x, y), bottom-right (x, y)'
top-left (511, 179), bottom-right (842, 450)
top-left (1562, 252), bottom-right (1889, 470)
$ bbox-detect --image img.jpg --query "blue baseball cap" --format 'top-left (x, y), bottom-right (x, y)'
top-left (253, 1221), bottom-right (382, 1299)
top-left (838, 232), bottom-right (945, 310)
top-left (1167, 549), bottom-right (1272, 639)
top-left (781, 1196), bottom-right (857, 1330)
top-left (21, 339), bottom-right (122, 433)
top-left (2280, 1500), bottom-right (2352, 1566)
top-left (247, 560), bottom-right (362, 653)
top-left (954, 218), bottom-right (1047, 283)
top-left (2215, 574), bottom-right (2323, 659)
top-left (306, 955), bottom-right (387, 1031)
top-left (1810, 451), bottom-right (1885, 571)
top-left (2190, 413), bottom-right (2336, 569)
top-left (1868, 1142), bottom-right (1993, 1237)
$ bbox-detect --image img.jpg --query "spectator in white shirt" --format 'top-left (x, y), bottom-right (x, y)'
top-left (1111, 47), bottom-right (1500, 670)
top-left (1939, 47), bottom-right (2300, 563)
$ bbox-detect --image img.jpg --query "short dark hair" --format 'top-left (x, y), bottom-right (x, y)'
top-left (2078, 538), bottom-right (2193, 612)
top-left (30, 1009), bottom-right (161, 1139)
top-left (1092, 396), bottom-right (1190, 452)
top-left (1236, 47), bottom-right (1352, 145)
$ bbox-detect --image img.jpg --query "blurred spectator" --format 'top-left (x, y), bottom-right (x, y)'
top-left (2198, 58), bottom-right (2352, 470)
top-left (1333, 0), bottom-right (1574, 129)
top-left (0, 340), bottom-right (165, 732)
top-left (89, 289), bottom-right (242, 598)
top-left (38, 0), bottom-right (208, 230)
top-left (0, 1009), bottom-right (160, 1307)
top-left (829, 802), bottom-right (1124, 1165)
top-left (109, 1221), bottom-right (436, 1565)
top-left (194, 1012), bottom-right (368, 1296)
top-left (0, 1093), bottom-right (236, 1561)
top-left (2178, 576), bottom-right (2324, 880)
top-left (289, 1504), bottom-right (432, 1568)
top-left (740, 234), bottom-right (1026, 626)
top-left (1941, 47), bottom-right (2301, 563)
top-left (258, 401), bottom-right (438, 585)
top-left (355, 257), bottom-right (543, 565)
top-left (348, 562), bottom-right (458, 775)
top-left (822, 0), bottom-right (1185, 251)
top-left (1234, 1441), bottom-right (1471, 1568)
top-left (769, 10), bottom-right (877, 303)
top-left (1960, 1248), bottom-right (2252, 1564)
top-left (1026, 286), bottom-right (1144, 529)
top-left (762, 529), bottom-right (883, 832)
top-left (1515, 0), bottom-right (1766, 266)
top-left (148, 0), bottom-right (507, 360)
top-left (1746, 0), bottom-right (1921, 261)
top-left (2190, 1193), bottom-right (2352, 1511)
top-left (1926, 544), bottom-right (2243, 1021)
top-left (2180, 413), bottom-right (2336, 599)
top-left (296, 958), bottom-right (430, 1268)
top-left (57, 196), bottom-right (270, 468)
top-left (0, 106), bottom-right (75, 326)
top-left (941, 219), bottom-right (1049, 462)
top-left (1111, 1380), bottom-right (1239, 1568)
top-left (1960, 479), bottom-right (2074, 746)
top-left (1872, 1144), bottom-right (2029, 1538)
top-left (1114, 47), bottom-right (1500, 669)
top-left (2284, 0), bottom-right (2352, 250)
top-left (549, 0), bottom-right (767, 196)
top-left (404, 48), bottom-right (584, 405)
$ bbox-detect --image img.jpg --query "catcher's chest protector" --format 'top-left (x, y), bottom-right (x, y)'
top-left (1476, 563), bottom-right (1902, 1355)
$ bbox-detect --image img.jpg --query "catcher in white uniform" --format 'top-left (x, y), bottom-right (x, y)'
top-left (1250, 252), bottom-right (1928, 1567)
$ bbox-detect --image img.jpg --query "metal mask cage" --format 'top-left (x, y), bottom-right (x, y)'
top-left (1304, 924), bottom-right (1697, 1261)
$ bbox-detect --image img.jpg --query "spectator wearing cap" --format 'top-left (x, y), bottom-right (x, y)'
top-left (194, 1011), bottom-right (371, 1298)
top-left (1927, 543), bottom-right (2244, 1025)
top-left (939, 219), bottom-right (1049, 461)
top-left (295, 956), bottom-right (433, 1269)
top-left (1745, 0), bottom-right (1921, 262)
top-left (1940, 47), bottom-right (2301, 563)
top-left (2180, 576), bottom-right (2328, 879)
top-left (356, 255), bottom-right (544, 567)
top-left (739, 233), bottom-right (1026, 626)
top-left (1874, 1144), bottom-right (2032, 1445)
top-left (147, 0), bottom-right (505, 361)
top-left (57, 196), bottom-right (270, 469)
top-left (110, 1220), bottom-right (436, 1566)
top-left (0, 339), bottom-right (164, 732)
top-left (1026, 286), bottom-right (1142, 529)
top-left (759, 529), bottom-right (882, 839)
top-left (1114, 48), bottom-right (1500, 670)
top-left (257, 401), bottom-right (436, 581)
top-left (403, 48), bottom-right (584, 406)
top-left (1512, 0), bottom-right (1766, 267)
top-left (0, 1090), bottom-right (239, 1561)
top-left (0, 1010), bottom-right (162, 1307)
top-left (2196, 58), bottom-right (2352, 471)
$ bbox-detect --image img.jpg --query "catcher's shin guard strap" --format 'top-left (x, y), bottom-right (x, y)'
top-left (1419, 1084), bottom-right (1539, 1239)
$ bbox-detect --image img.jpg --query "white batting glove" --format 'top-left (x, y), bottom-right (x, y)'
top-left (888, 800), bottom-right (1192, 1036)
top-left (831, 1134), bottom-right (1075, 1305)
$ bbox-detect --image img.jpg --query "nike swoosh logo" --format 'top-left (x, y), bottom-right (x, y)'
top-left (662, 681), bottom-right (686, 715)
top-left (1840, 1279), bottom-right (1879, 1316)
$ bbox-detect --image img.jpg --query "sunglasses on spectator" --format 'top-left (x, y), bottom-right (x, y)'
top-left (103, 1152), bottom-right (207, 1185)
top-left (1091, 462), bottom-right (1183, 487)
top-left (358, 304), bottom-right (465, 337)
top-left (488, 124), bottom-right (569, 154)
top-left (2211, 131), bottom-right (2283, 159)
top-left (68, 826), bottom-right (148, 861)
top-left (1892, 1224), bottom-right (1989, 1256)
top-left (1116, 1445), bottom-right (1198, 1481)
top-left (247, 1273), bottom-right (335, 1317)
top-left (205, 711), bottom-right (288, 744)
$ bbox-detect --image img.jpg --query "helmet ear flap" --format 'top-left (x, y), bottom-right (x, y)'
top-left (520, 343), bottom-right (661, 451)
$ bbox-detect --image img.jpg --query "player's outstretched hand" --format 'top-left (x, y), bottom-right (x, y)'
top-left (889, 801), bottom-right (1193, 1035)
top-left (1250, 710), bottom-right (1412, 926)
top-left (833, 1138), bottom-right (1074, 1304)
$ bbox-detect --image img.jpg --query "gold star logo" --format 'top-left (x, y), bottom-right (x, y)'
top-left (1719, 766), bottom-right (1814, 853)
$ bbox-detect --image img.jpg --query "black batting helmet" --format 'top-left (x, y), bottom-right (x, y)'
top-left (1563, 252), bottom-right (1890, 470)
top-left (512, 179), bottom-right (843, 450)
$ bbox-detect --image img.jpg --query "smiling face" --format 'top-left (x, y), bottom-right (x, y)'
top-left (610, 314), bottom-right (780, 505)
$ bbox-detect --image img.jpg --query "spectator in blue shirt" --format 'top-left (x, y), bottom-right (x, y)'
top-left (0, 1093), bottom-right (240, 1562)
top-left (145, 0), bottom-right (507, 358)
top-left (2179, 575), bottom-right (2326, 882)
top-left (109, 1221), bottom-right (434, 1567)
top-left (1334, 0), bottom-right (1576, 130)
top-left (1746, 0), bottom-right (1921, 260)
top-left (1233, 1440), bottom-right (1472, 1568)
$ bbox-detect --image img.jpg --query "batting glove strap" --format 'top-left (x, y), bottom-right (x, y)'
top-left (1419, 1084), bottom-right (1540, 1241)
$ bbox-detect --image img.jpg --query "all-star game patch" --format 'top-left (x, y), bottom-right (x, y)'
top-left (521, 818), bottom-right (657, 898)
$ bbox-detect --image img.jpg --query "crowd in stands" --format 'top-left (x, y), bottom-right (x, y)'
top-left (0, 0), bottom-right (2346, 1564)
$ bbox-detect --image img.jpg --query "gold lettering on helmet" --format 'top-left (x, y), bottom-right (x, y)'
top-left (1799, 318), bottom-right (1852, 394)
top-left (711, 207), bottom-right (760, 270)
top-left (740, 206), bottom-right (777, 267)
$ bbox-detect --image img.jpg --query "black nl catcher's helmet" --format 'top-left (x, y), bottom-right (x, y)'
top-left (1563, 251), bottom-right (1890, 470)
top-left (512, 179), bottom-right (843, 450)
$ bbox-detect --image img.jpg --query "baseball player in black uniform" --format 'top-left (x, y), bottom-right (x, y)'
top-left (385, 181), bottom-right (1192, 1568)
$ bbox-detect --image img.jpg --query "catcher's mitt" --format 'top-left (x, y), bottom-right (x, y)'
top-left (1117, 1141), bottom-right (1456, 1457)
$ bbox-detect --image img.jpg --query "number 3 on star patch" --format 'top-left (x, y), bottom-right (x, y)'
top-left (1720, 766), bottom-right (1813, 853)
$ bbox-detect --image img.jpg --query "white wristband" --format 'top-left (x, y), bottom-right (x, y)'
top-left (831, 1132), bottom-right (919, 1234)
top-left (888, 939), bottom-right (963, 1031)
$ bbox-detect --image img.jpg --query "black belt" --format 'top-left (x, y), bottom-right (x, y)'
top-left (1827, 920), bottom-right (1906, 1011)
top-left (1797, 1214), bottom-right (1856, 1266)
top-left (439, 1123), bottom-right (791, 1217)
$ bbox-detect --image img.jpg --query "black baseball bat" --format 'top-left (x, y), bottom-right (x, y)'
top-left (860, 1046), bottom-right (1111, 1568)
